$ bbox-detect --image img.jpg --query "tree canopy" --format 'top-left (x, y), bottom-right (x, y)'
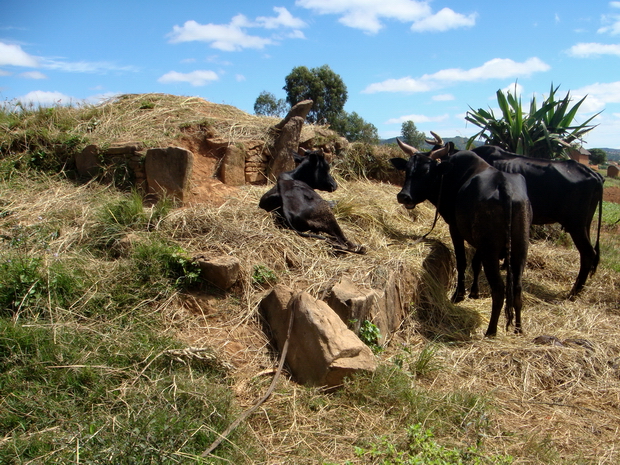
top-left (283, 65), bottom-right (347, 124)
top-left (253, 91), bottom-right (288, 118)
top-left (401, 121), bottom-right (427, 149)
top-left (330, 111), bottom-right (379, 144)
top-left (588, 148), bottom-right (607, 165)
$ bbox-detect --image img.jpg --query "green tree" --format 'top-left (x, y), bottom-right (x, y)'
top-left (401, 120), bottom-right (427, 148)
top-left (330, 111), bottom-right (379, 143)
top-left (588, 148), bottom-right (607, 165)
top-left (254, 91), bottom-right (288, 117)
top-left (283, 65), bottom-right (348, 124)
top-left (466, 84), bottom-right (599, 159)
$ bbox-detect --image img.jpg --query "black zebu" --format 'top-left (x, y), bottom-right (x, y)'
top-left (259, 149), bottom-right (337, 212)
top-left (391, 143), bottom-right (532, 336)
top-left (425, 133), bottom-right (604, 298)
top-left (259, 149), bottom-right (364, 254)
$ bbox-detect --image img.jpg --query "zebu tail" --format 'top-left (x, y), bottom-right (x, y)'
top-left (500, 179), bottom-right (514, 330)
top-left (592, 193), bottom-right (603, 277)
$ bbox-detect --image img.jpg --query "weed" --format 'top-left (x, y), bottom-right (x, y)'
top-left (394, 342), bottom-right (443, 378)
top-left (139, 101), bottom-right (156, 110)
top-left (132, 240), bottom-right (201, 289)
top-left (359, 320), bottom-right (383, 353)
top-left (354, 423), bottom-right (514, 464)
top-left (252, 264), bottom-right (278, 286)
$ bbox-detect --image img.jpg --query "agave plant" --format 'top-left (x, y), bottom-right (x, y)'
top-left (466, 84), bottom-right (600, 159)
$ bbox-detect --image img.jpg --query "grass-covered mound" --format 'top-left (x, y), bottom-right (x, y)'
top-left (1, 95), bottom-right (620, 464)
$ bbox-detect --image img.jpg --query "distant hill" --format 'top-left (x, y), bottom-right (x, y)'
top-left (380, 136), bottom-right (481, 150)
top-left (381, 137), bottom-right (620, 162)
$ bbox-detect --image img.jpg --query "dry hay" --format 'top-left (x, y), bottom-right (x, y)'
top-left (80, 93), bottom-right (281, 148)
top-left (4, 171), bottom-right (620, 463)
top-left (80, 93), bottom-right (338, 152)
top-left (156, 178), bottom-right (620, 463)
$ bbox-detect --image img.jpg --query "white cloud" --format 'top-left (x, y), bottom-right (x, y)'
top-left (257, 7), bottom-right (307, 29)
top-left (20, 71), bottom-right (47, 79)
top-left (410, 8), bottom-right (477, 33)
top-left (432, 93), bottom-right (455, 101)
top-left (168, 8), bottom-right (305, 51)
top-left (363, 57), bottom-right (550, 93)
top-left (568, 42), bottom-right (620, 57)
top-left (40, 59), bottom-right (137, 73)
top-left (235, 74), bottom-right (246, 82)
top-left (158, 70), bottom-right (219, 86)
top-left (572, 81), bottom-right (620, 114)
top-left (363, 76), bottom-right (434, 93)
top-left (17, 90), bottom-right (72, 106)
top-left (168, 18), bottom-right (273, 51)
top-left (297, 0), bottom-right (475, 34)
top-left (598, 3), bottom-right (620, 35)
top-left (431, 58), bottom-right (549, 82)
top-left (0, 42), bottom-right (39, 67)
top-left (385, 113), bottom-right (449, 124)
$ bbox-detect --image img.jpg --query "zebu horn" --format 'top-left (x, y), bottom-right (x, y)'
top-left (429, 144), bottom-right (451, 160)
top-left (425, 131), bottom-right (444, 146)
top-left (396, 138), bottom-right (421, 157)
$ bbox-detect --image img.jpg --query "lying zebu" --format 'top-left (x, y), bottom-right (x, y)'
top-left (391, 142), bottom-right (532, 336)
top-left (259, 149), bottom-right (364, 254)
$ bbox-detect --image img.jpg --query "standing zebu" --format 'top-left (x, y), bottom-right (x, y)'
top-left (391, 142), bottom-right (532, 337)
top-left (424, 133), bottom-right (604, 298)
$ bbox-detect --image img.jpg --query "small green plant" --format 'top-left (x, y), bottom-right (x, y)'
top-left (466, 84), bottom-right (598, 160)
top-left (132, 241), bottom-right (201, 290)
top-left (139, 101), bottom-right (155, 110)
top-left (394, 342), bottom-right (443, 378)
top-left (359, 320), bottom-right (382, 353)
top-left (252, 264), bottom-right (277, 286)
top-left (354, 423), bottom-right (514, 464)
top-left (0, 256), bottom-right (43, 315)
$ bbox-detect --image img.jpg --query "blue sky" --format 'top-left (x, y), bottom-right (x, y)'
top-left (3, 1), bottom-right (620, 148)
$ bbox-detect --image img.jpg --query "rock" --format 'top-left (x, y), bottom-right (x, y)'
top-left (104, 142), bottom-right (141, 156)
top-left (220, 144), bottom-right (246, 186)
top-left (272, 99), bottom-right (313, 131)
top-left (145, 147), bottom-right (194, 202)
top-left (268, 100), bottom-right (313, 180)
top-left (326, 277), bottom-right (377, 334)
top-left (75, 144), bottom-right (101, 178)
top-left (533, 335), bottom-right (565, 347)
top-left (260, 285), bottom-right (376, 387)
top-left (197, 256), bottom-right (241, 290)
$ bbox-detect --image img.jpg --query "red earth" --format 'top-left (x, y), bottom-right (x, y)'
top-left (605, 186), bottom-right (620, 204)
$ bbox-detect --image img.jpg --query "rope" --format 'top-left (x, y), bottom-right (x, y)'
top-left (201, 299), bottom-right (296, 457)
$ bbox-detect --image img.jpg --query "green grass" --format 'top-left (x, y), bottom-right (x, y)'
top-left (354, 423), bottom-right (514, 465)
top-left (600, 201), bottom-right (620, 272)
top-left (0, 182), bottom-right (247, 463)
top-left (0, 320), bottom-right (240, 464)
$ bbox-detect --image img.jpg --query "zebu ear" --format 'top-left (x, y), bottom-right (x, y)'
top-left (390, 157), bottom-right (408, 171)
top-left (292, 150), bottom-right (305, 165)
